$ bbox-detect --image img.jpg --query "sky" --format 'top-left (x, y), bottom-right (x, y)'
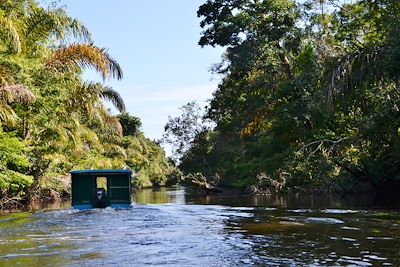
top-left (62, 1), bottom-right (223, 150)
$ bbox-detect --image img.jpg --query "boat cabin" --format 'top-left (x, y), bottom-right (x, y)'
top-left (70, 169), bottom-right (133, 209)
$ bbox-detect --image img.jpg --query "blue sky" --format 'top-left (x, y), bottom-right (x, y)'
top-left (62, 1), bottom-right (223, 146)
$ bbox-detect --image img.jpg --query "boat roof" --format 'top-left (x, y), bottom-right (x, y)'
top-left (70, 169), bottom-right (132, 175)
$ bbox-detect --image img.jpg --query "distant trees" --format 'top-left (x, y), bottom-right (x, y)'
top-left (162, 101), bottom-right (212, 162)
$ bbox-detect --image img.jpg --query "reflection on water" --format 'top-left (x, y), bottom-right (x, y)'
top-left (134, 187), bottom-right (186, 205)
top-left (0, 187), bottom-right (399, 266)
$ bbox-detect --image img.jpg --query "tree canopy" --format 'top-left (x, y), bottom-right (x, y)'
top-left (166, 0), bottom-right (400, 195)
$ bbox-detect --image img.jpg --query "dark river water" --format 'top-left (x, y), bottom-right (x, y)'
top-left (1, 187), bottom-right (400, 266)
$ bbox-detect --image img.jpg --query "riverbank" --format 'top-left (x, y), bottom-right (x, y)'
top-left (2, 173), bottom-right (400, 214)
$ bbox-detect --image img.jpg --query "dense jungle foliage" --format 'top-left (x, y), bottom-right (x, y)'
top-left (164, 0), bottom-right (400, 195)
top-left (0, 0), bottom-right (178, 208)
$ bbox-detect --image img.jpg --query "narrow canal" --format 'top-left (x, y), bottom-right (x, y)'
top-left (1, 187), bottom-right (400, 266)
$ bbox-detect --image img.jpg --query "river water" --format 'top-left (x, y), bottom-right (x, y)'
top-left (1, 187), bottom-right (400, 266)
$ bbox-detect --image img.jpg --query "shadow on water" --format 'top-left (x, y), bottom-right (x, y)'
top-left (1, 186), bottom-right (399, 266)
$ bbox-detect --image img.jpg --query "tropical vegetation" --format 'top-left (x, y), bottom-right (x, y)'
top-left (164, 0), bottom-right (400, 196)
top-left (0, 0), bottom-right (177, 209)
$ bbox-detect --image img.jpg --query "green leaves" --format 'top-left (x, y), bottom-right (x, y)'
top-left (323, 47), bottom-right (384, 112)
top-left (0, 1), bottom-right (178, 204)
top-left (179, 0), bottom-right (400, 193)
top-left (0, 130), bottom-right (32, 198)
top-left (198, 0), bottom-right (299, 48)
top-left (118, 113), bottom-right (142, 137)
top-left (0, 13), bottom-right (21, 54)
top-left (162, 101), bottom-right (212, 163)
top-left (24, 7), bottom-right (92, 46)
top-left (0, 130), bottom-right (30, 171)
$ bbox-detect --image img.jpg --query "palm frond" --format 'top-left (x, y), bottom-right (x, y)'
top-left (103, 143), bottom-right (127, 159)
top-left (0, 104), bottom-right (17, 126)
top-left (34, 113), bottom-right (96, 151)
top-left (79, 126), bottom-right (101, 149)
top-left (51, 9), bottom-right (92, 42)
top-left (78, 82), bottom-right (126, 112)
top-left (99, 85), bottom-right (126, 112)
top-left (98, 106), bottom-right (123, 136)
top-left (0, 15), bottom-right (22, 53)
top-left (0, 64), bottom-right (15, 86)
top-left (105, 53), bottom-right (123, 80)
top-left (0, 84), bottom-right (36, 104)
top-left (24, 8), bottom-right (92, 43)
top-left (323, 47), bottom-right (384, 111)
top-left (72, 83), bottom-right (124, 137)
top-left (45, 44), bottom-right (123, 80)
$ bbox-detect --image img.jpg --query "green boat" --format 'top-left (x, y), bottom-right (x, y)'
top-left (70, 169), bottom-right (133, 209)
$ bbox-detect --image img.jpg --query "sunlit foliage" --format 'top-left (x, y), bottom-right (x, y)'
top-left (0, 0), bottom-right (177, 206)
top-left (168, 0), bottom-right (400, 194)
